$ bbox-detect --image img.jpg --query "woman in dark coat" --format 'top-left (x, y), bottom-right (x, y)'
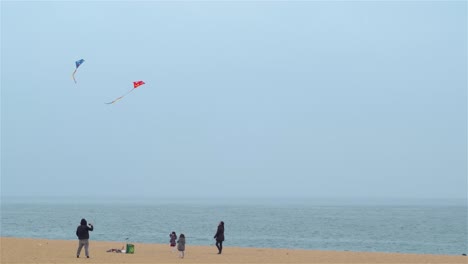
top-left (213, 221), bottom-right (224, 254)
top-left (177, 234), bottom-right (186, 258)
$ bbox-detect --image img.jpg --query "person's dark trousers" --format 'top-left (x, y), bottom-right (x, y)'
top-left (216, 240), bottom-right (223, 254)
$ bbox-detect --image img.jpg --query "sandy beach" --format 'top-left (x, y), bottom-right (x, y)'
top-left (1, 237), bottom-right (465, 264)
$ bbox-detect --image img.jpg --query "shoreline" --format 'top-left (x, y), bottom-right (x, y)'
top-left (1, 237), bottom-right (466, 263)
top-left (1, 235), bottom-right (464, 256)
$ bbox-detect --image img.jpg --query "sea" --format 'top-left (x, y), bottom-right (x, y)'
top-left (1, 196), bottom-right (467, 256)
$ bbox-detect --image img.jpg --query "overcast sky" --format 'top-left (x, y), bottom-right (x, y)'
top-left (1, 1), bottom-right (466, 201)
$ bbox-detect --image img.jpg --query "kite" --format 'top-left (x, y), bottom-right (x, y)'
top-left (106, 81), bottom-right (146, 104)
top-left (72, 59), bottom-right (85, 83)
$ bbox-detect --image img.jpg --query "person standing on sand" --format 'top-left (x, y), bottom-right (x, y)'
top-left (169, 231), bottom-right (177, 251)
top-left (177, 234), bottom-right (186, 258)
top-left (214, 221), bottom-right (224, 254)
top-left (76, 218), bottom-right (93, 258)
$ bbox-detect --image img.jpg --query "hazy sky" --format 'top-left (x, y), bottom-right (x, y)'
top-left (1, 1), bottom-right (466, 200)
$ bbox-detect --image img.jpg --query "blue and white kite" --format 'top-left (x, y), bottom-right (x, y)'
top-left (72, 59), bottom-right (85, 83)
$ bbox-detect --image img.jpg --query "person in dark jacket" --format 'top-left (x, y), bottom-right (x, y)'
top-left (177, 234), bottom-right (186, 258)
top-left (213, 221), bottom-right (224, 254)
top-left (76, 218), bottom-right (94, 258)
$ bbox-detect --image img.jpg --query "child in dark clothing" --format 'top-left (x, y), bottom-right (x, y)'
top-left (169, 231), bottom-right (177, 251)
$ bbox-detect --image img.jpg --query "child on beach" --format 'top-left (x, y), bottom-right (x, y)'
top-left (169, 231), bottom-right (177, 251)
top-left (177, 234), bottom-right (186, 258)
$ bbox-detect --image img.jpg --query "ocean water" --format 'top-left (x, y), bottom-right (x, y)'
top-left (1, 197), bottom-right (466, 255)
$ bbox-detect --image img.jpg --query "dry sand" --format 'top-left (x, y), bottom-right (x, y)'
top-left (1, 237), bottom-right (465, 264)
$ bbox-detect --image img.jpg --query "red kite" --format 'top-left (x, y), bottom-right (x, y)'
top-left (106, 81), bottom-right (146, 104)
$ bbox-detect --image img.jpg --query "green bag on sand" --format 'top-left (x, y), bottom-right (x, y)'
top-left (126, 244), bottom-right (135, 254)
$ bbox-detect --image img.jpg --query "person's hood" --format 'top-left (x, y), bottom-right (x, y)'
top-left (80, 218), bottom-right (87, 225)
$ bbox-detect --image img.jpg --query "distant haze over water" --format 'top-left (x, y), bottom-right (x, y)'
top-left (2, 195), bottom-right (466, 206)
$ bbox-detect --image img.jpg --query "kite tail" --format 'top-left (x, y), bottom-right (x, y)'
top-left (105, 96), bottom-right (123, 104)
top-left (124, 88), bottom-right (135, 97)
top-left (106, 88), bottom-right (135, 104)
top-left (72, 69), bottom-right (78, 83)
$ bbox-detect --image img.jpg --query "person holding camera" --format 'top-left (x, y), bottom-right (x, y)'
top-left (76, 218), bottom-right (94, 258)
